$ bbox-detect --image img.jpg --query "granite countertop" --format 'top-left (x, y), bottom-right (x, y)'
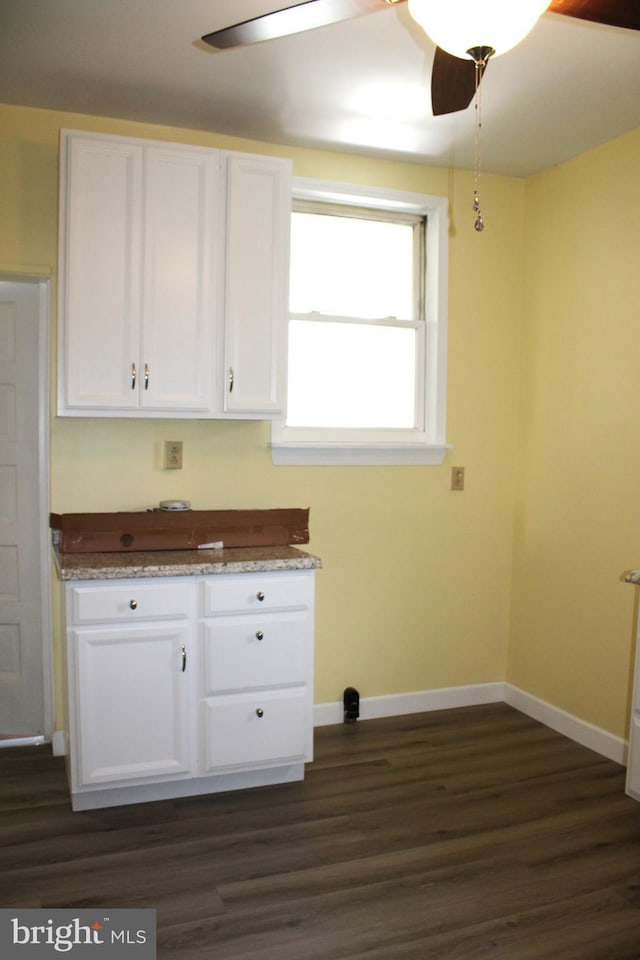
top-left (55, 545), bottom-right (322, 581)
top-left (625, 571), bottom-right (640, 585)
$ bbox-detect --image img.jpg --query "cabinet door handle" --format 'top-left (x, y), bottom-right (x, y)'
top-left (144, 363), bottom-right (150, 390)
top-left (255, 630), bottom-right (264, 641)
top-left (256, 708), bottom-right (264, 718)
top-left (228, 367), bottom-right (234, 393)
top-left (181, 644), bottom-right (187, 673)
top-left (256, 592), bottom-right (265, 602)
top-left (129, 599), bottom-right (137, 610)
top-left (131, 363), bottom-right (137, 390)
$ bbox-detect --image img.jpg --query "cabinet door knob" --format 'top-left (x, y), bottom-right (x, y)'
top-left (256, 591), bottom-right (265, 602)
top-left (256, 708), bottom-right (264, 718)
top-left (129, 599), bottom-right (138, 610)
top-left (255, 630), bottom-right (264, 641)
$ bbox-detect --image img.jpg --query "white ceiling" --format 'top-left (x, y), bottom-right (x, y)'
top-left (1, 0), bottom-right (639, 177)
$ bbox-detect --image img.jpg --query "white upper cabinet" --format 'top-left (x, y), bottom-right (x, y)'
top-left (58, 133), bottom-right (218, 415)
top-left (57, 131), bottom-right (292, 419)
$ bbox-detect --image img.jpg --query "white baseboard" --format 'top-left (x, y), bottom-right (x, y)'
top-left (51, 729), bottom-right (67, 757)
top-left (314, 682), bottom-right (505, 728)
top-left (314, 681), bottom-right (627, 766)
top-left (503, 683), bottom-right (626, 765)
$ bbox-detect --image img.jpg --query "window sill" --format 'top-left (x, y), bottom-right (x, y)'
top-left (270, 442), bottom-right (451, 466)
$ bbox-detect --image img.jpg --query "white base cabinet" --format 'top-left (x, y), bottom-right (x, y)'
top-left (63, 570), bottom-right (315, 810)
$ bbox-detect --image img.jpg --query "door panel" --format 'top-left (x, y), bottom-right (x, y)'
top-left (0, 279), bottom-right (48, 737)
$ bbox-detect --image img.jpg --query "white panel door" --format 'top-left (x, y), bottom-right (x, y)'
top-left (0, 279), bottom-right (48, 737)
top-left (223, 153), bottom-right (291, 416)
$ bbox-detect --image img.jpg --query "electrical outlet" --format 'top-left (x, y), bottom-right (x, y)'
top-left (163, 440), bottom-right (183, 470)
top-left (451, 466), bottom-right (465, 491)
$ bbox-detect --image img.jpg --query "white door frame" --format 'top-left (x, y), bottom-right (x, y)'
top-left (0, 274), bottom-right (53, 744)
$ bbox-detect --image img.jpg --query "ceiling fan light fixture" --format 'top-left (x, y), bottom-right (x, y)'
top-left (407, 0), bottom-right (550, 60)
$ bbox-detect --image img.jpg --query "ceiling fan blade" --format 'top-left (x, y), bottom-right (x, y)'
top-left (202, 0), bottom-right (404, 50)
top-left (431, 47), bottom-right (483, 116)
top-left (547, 0), bottom-right (640, 31)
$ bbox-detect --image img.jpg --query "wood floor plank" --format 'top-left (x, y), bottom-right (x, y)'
top-left (340, 889), bottom-right (640, 960)
top-left (1, 703), bottom-right (639, 959)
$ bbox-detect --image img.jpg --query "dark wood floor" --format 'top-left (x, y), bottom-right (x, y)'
top-left (1, 703), bottom-right (639, 959)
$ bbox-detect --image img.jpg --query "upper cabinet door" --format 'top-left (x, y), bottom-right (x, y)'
top-left (141, 146), bottom-right (219, 412)
top-left (222, 153), bottom-right (292, 417)
top-left (59, 135), bottom-right (143, 411)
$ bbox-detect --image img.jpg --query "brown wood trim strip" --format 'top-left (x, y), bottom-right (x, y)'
top-left (50, 508), bottom-right (310, 553)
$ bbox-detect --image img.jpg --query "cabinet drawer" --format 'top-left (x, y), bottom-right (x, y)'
top-left (202, 571), bottom-right (313, 616)
top-left (201, 612), bottom-right (311, 694)
top-left (70, 580), bottom-right (194, 624)
top-left (201, 687), bottom-right (309, 774)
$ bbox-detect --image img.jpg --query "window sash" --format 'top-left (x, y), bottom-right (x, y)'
top-left (287, 314), bottom-right (424, 436)
top-left (291, 198), bottom-right (425, 327)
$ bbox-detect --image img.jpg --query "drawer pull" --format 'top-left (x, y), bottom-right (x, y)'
top-left (256, 591), bottom-right (265, 602)
top-left (181, 645), bottom-right (187, 673)
top-left (129, 599), bottom-right (138, 610)
top-left (255, 630), bottom-right (264, 641)
top-left (256, 708), bottom-right (264, 718)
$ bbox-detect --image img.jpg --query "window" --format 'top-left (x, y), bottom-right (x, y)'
top-left (270, 178), bottom-right (449, 465)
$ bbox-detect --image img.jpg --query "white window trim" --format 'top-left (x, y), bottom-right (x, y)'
top-left (270, 177), bottom-right (450, 466)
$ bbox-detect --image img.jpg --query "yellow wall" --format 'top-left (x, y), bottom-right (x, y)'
top-left (6, 103), bottom-right (639, 741)
top-left (509, 128), bottom-right (640, 737)
top-left (1, 104), bottom-right (523, 729)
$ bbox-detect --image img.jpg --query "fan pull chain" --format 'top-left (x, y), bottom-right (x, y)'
top-left (472, 57), bottom-right (485, 232)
